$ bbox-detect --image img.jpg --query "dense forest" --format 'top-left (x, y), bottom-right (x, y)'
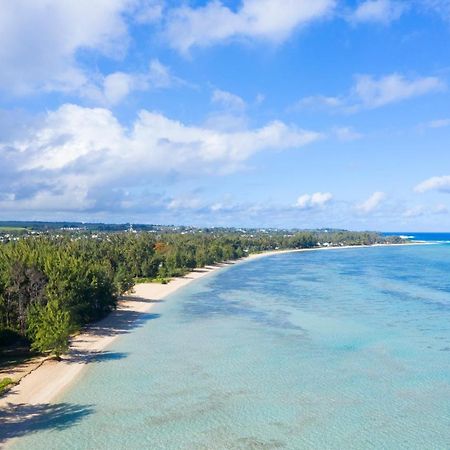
top-left (0, 230), bottom-right (401, 357)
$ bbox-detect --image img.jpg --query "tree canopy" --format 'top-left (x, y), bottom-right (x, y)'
top-left (0, 229), bottom-right (401, 356)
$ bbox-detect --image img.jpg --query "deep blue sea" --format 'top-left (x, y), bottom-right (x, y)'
top-left (11, 244), bottom-right (450, 449)
top-left (384, 231), bottom-right (450, 243)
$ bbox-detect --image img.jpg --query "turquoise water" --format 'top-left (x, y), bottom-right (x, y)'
top-left (10, 245), bottom-right (450, 449)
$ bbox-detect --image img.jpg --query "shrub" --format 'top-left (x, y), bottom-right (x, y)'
top-left (0, 377), bottom-right (15, 395)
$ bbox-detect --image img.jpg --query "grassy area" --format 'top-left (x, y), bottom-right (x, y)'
top-left (0, 226), bottom-right (27, 231)
top-left (0, 377), bottom-right (15, 395)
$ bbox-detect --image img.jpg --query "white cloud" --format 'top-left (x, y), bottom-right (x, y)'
top-left (146, 59), bottom-right (181, 88)
top-left (352, 73), bottom-right (446, 110)
top-left (255, 93), bottom-right (266, 105)
top-left (415, 175), bottom-right (450, 193)
top-left (434, 204), bottom-right (449, 214)
top-left (167, 197), bottom-right (203, 210)
top-left (427, 118), bottom-right (450, 128)
top-left (295, 192), bottom-right (333, 209)
top-left (403, 205), bottom-right (425, 218)
top-left (351, 0), bottom-right (406, 24)
top-left (0, 0), bottom-right (135, 95)
top-left (357, 191), bottom-right (386, 213)
top-left (86, 59), bottom-right (183, 105)
top-left (403, 203), bottom-right (449, 218)
top-left (333, 127), bottom-right (363, 141)
top-left (294, 95), bottom-right (343, 110)
top-left (420, 0), bottom-right (450, 19)
top-left (0, 104), bottom-right (321, 212)
top-left (0, 1), bottom-right (186, 100)
top-left (132, 0), bottom-right (164, 23)
top-left (353, 73), bottom-right (445, 109)
top-left (164, 0), bottom-right (335, 53)
top-left (295, 73), bottom-right (445, 113)
top-left (103, 72), bottom-right (136, 105)
top-left (203, 113), bottom-right (249, 132)
top-left (212, 89), bottom-right (247, 110)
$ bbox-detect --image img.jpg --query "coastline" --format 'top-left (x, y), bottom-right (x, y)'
top-left (0, 242), bottom-right (428, 446)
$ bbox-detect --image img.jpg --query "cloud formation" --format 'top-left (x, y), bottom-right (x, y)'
top-left (294, 95), bottom-right (343, 110)
top-left (403, 203), bottom-right (449, 218)
top-left (426, 118), bottom-right (450, 129)
top-left (333, 127), bottom-right (363, 141)
top-left (415, 175), bottom-right (450, 193)
top-left (351, 0), bottom-right (406, 24)
top-left (0, 104), bottom-right (321, 213)
top-left (212, 89), bottom-right (247, 111)
top-left (164, 0), bottom-right (335, 53)
top-left (295, 192), bottom-right (333, 209)
top-left (88, 59), bottom-right (183, 105)
top-left (296, 73), bottom-right (445, 112)
top-left (352, 73), bottom-right (445, 109)
top-left (0, 0), bottom-right (135, 95)
top-left (357, 191), bottom-right (386, 213)
top-left (421, 0), bottom-right (450, 19)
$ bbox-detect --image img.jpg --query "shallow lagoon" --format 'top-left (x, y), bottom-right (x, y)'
top-left (11, 245), bottom-right (450, 449)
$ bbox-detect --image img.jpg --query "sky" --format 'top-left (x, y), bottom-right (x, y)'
top-left (0, 0), bottom-right (450, 231)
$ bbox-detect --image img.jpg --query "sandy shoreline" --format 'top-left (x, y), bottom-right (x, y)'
top-left (0, 242), bottom-right (427, 447)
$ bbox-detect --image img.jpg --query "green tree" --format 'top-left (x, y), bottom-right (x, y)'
top-left (28, 301), bottom-right (71, 358)
top-left (114, 265), bottom-right (134, 294)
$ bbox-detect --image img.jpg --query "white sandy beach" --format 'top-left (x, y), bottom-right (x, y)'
top-left (0, 243), bottom-right (424, 447)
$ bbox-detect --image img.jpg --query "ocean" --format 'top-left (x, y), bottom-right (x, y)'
top-left (383, 231), bottom-right (450, 243)
top-left (10, 244), bottom-right (450, 449)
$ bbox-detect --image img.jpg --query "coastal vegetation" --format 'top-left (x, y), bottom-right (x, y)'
top-left (0, 228), bottom-right (401, 358)
top-left (0, 377), bottom-right (14, 395)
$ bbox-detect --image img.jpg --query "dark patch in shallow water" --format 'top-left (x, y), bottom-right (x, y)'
top-left (181, 290), bottom-right (304, 332)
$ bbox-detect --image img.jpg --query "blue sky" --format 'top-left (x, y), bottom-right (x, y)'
top-left (1, 0), bottom-right (450, 231)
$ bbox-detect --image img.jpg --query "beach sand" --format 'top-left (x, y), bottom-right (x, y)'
top-left (0, 243), bottom-right (422, 447)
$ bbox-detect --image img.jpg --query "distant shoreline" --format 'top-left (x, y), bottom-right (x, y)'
top-left (0, 241), bottom-right (431, 448)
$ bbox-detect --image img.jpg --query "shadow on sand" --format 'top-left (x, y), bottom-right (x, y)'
top-left (0, 402), bottom-right (94, 445)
